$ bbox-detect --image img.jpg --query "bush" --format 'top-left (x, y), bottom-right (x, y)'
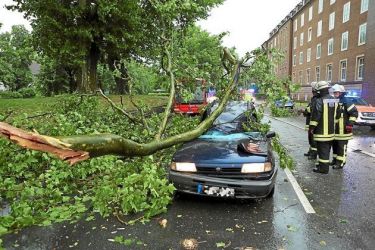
top-left (0, 91), bottom-right (23, 99)
top-left (18, 87), bottom-right (37, 98)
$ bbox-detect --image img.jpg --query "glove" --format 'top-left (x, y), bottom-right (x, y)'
top-left (345, 125), bottom-right (353, 133)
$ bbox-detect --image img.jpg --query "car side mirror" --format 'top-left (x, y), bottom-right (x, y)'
top-left (266, 131), bottom-right (276, 138)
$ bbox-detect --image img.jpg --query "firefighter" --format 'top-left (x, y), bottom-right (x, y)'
top-left (303, 82), bottom-right (318, 160)
top-left (309, 81), bottom-right (338, 174)
top-left (331, 84), bottom-right (358, 169)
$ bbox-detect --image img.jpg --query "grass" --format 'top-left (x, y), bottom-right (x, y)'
top-left (0, 95), bottom-right (169, 116)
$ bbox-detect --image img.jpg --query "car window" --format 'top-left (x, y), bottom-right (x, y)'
top-left (344, 97), bottom-right (369, 106)
top-left (199, 130), bottom-right (262, 141)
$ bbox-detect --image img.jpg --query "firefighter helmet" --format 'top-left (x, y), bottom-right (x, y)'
top-left (315, 81), bottom-right (330, 90)
top-left (310, 81), bottom-right (318, 91)
top-left (332, 84), bottom-right (345, 93)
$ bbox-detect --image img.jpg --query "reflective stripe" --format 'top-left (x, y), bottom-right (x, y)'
top-left (349, 116), bottom-right (357, 122)
top-left (307, 107), bottom-right (311, 113)
top-left (311, 147), bottom-right (317, 151)
top-left (339, 116), bottom-right (344, 135)
top-left (336, 156), bottom-right (345, 161)
top-left (319, 158), bottom-right (330, 163)
top-left (347, 104), bottom-right (355, 111)
top-left (310, 121), bottom-right (318, 126)
top-left (314, 134), bottom-right (335, 138)
top-left (323, 103), bottom-right (328, 136)
top-left (314, 137), bottom-right (334, 142)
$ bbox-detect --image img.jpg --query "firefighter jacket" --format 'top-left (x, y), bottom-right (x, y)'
top-left (334, 96), bottom-right (358, 140)
top-left (309, 92), bottom-right (338, 142)
top-left (304, 96), bottom-right (317, 130)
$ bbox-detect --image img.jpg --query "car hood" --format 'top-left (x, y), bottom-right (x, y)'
top-left (356, 105), bottom-right (375, 112)
top-left (173, 139), bottom-right (268, 165)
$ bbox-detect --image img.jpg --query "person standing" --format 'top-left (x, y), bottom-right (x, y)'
top-left (303, 82), bottom-right (318, 160)
top-left (309, 81), bottom-right (338, 174)
top-left (331, 84), bottom-right (358, 169)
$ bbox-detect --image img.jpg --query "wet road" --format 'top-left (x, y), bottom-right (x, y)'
top-left (2, 115), bottom-right (375, 250)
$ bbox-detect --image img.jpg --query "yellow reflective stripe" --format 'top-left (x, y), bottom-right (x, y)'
top-left (339, 117), bottom-right (344, 135)
top-left (311, 147), bottom-right (317, 151)
top-left (347, 104), bottom-right (355, 111)
top-left (307, 107), bottom-right (311, 112)
top-left (334, 135), bottom-right (353, 140)
top-left (323, 102), bottom-right (328, 136)
top-left (336, 156), bottom-right (346, 161)
top-left (310, 121), bottom-right (318, 126)
top-left (319, 159), bottom-right (330, 163)
top-left (314, 134), bottom-right (335, 138)
top-left (349, 116), bottom-right (357, 122)
top-left (314, 138), bottom-right (334, 142)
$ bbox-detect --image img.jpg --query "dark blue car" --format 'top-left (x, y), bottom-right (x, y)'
top-left (169, 101), bottom-right (277, 199)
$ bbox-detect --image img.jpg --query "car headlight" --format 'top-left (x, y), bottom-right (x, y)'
top-left (241, 162), bottom-right (272, 173)
top-left (170, 162), bottom-right (197, 172)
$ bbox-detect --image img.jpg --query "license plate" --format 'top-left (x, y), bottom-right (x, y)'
top-left (197, 184), bottom-right (235, 197)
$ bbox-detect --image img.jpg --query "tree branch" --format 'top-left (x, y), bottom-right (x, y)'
top-left (97, 89), bottom-right (138, 123)
top-left (155, 44), bottom-right (175, 140)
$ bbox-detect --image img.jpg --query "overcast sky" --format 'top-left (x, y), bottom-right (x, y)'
top-left (1, 0), bottom-right (301, 56)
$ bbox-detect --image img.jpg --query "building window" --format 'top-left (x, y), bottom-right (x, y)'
top-left (306, 69), bottom-right (311, 84)
top-left (307, 48), bottom-right (311, 62)
top-left (294, 37), bottom-right (297, 49)
top-left (330, 0), bottom-right (336, 4)
top-left (340, 60), bottom-right (347, 82)
top-left (294, 19), bottom-right (298, 32)
top-left (317, 20), bottom-right (322, 37)
top-left (316, 66), bottom-right (321, 81)
top-left (316, 43), bottom-right (321, 59)
top-left (343, 2), bottom-right (350, 23)
top-left (326, 64), bottom-right (333, 82)
top-left (299, 71), bottom-right (303, 84)
top-left (292, 72), bottom-right (296, 82)
top-left (318, 0), bottom-right (324, 14)
top-left (361, 0), bottom-right (369, 13)
top-left (308, 27), bottom-right (312, 42)
top-left (299, 51), bottom-right (304, 65)
top-left (293, 54), bottom-right (297, 66)
top-left (341, 31), bottom-right (349, 51)
top-left (301, 13), bottom-right (305, 27)
top-left (328, 38), bottom-right (334, 55)
top-left (358, 23), bottom-right (367, 45)
top-left (309, 6), bottom-right (313, 21)
top-left (300, 32), bottom-right (304, 46)
top-left (329, 12), bottom-right (335, 31)
top-left (356, 56), bottom-right (365, 80)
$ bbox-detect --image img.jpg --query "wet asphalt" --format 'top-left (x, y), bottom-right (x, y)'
top-left (2, 115), bottom-right (375, 250)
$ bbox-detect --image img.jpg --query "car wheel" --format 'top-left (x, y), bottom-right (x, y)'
top-left (266, 186), bottom-right (275, 198)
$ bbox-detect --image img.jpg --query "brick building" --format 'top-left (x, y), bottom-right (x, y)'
top-left (264, 0), bottom-right (374, 104)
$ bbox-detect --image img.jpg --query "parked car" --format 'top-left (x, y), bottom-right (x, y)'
top-left (275, 98), bottom-right (294, 109)
top-left (169, 101), bottom-right (277, 199)
top-left (344, 96), bottom-right (375, 129)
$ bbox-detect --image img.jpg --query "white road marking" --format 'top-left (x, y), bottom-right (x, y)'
top-left (284, 168), bottom-right (316, 214)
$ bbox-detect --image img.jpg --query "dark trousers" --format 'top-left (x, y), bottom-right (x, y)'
top-left (332, 140), bottom-right (348, 167)
top-left (316, 141), bottom-right (332, 173)
top-left (308, 132), bottom-right (317, 155)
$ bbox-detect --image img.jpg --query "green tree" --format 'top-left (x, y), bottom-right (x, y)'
top-left (0, 25), bottom-right (33, 91)
top-left (8, 0), bottom-right (223, 93)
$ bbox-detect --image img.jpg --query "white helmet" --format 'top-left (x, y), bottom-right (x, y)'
top-left (315, 81), bottom-right (330, 90)
top-left (332, 84), bottom-right (345, 93)
top-left (310, 81), bottom-right (318, 91)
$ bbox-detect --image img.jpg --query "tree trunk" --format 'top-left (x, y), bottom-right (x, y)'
top-left (78, 42), bottom-right (100, 93)
top-left (108, 58), bottom-right (128, 94)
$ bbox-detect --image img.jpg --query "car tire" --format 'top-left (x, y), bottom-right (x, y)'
top-left (266, 186), bottom-right (275, 198)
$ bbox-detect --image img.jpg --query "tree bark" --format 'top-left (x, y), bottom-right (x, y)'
top-left (78, 42), bottom-right (100, 93)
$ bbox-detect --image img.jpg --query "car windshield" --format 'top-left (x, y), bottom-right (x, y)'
top-left (205, 101), bottom-right (255, 134)
top-left (199, 130), bottom-right (262, 141)
top-left (344, 97), bottom-right (369, 106)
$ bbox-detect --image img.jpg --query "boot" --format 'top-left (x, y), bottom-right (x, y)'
top-left (304, 151), bottom-right (311, 156)
top-left (330, 159), bottom-right (337, 165)
top-left (308, 152), bottom-right (317, 160)
top-left (313, 164), bottom-right (329, 174)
